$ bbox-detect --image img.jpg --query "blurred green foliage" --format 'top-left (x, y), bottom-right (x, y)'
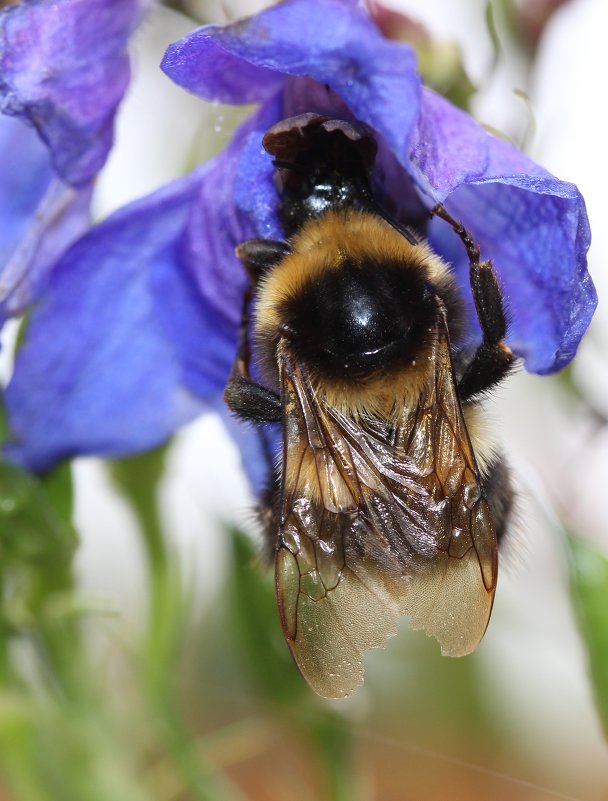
top-left (0, 454), bottom-right (149, 801)
top-left (0, 436), bottom-right (369, 801)
top-left (567, 535), bottom-right (608, 739)
top-left (110, 448), bottom-right (241, 801)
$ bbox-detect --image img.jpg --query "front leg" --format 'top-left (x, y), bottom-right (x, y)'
top-left (223, 252), bottom-right (282, 424)
top-left (432, 204), bottom-right (516, 400)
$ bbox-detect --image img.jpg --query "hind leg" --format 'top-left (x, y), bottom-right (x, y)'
top-left (481, 455), bottom-right (515, 550)
top-left (257, 469), bottom-right (282, 562)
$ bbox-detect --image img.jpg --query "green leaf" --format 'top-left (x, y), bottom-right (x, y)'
top-left (39, 461), bottom-right (75, 527)
top-left (0, 461), bottom-right (77, 622)
top-left (567, 534), bottom-right (608, 737)
top-left (110, 445), bottom-right (169, 571)
top-left (0, 462), bottom-right (75, 559)
top-left (0, 395), bottom-right (7, 445)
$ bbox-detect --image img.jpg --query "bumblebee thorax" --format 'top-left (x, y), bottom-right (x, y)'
top-left (279, 258), bottom-right (435, 381)
top-left (254, 210), bottom-right (461, 394)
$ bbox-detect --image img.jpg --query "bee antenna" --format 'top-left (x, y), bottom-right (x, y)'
top-left (360, 184), bottom-right (418, 247)
top-left (377, 204), bottom-right (419, 247)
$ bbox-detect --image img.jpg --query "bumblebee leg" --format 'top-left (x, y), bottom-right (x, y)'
top-left (481, 455), bottom-right (515, 549)
top-left (432, 203), bottom-right (515, 400)
top-left (258, 469), bottom-right (281, 561)
top-left (223, 271), bottom-right (282, 423)
top-left (224, 374), bottom-right (282, 423)
top-left (236, 238), bottom-right (291, 283)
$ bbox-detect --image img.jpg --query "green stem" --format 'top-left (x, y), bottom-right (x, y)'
top-left (111, 448), bottom-right (240, 801)
top-left (305, 712), bottom-right (361, 801)
top-left (0, 746), bottom-right (49, 801)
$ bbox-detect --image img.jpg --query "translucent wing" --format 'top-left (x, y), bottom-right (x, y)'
top-left (274, 314), bottom-right (498, 699)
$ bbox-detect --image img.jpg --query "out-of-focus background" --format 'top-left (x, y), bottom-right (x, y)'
top-left (1, 1), bottom-right (607, 799)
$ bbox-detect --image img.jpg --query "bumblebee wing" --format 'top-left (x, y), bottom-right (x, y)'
top-left (275, 319), bottom-right (497, 699)
top-left (276, 344), bottom-right (403, 699)
top-left (381, 312), bottom-right (498, 655)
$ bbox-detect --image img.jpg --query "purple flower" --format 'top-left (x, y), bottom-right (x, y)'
top-left (0, 116), bottom-right (91, 321)
top-left (4, 0), bottom-right (595, 485)
top-left (0, 0), bottom-right (141, 322)
top-left (0, 0), bottom-right (141, 187)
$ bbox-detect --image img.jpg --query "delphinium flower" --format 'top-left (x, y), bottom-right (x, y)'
top-left (3, 0), bottom-right (595, 499)
top-left (0, 0), bottom-right (141, 322)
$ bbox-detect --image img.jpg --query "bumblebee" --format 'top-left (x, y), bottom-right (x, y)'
top-left (224, 113), bottom-right (515, 699)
